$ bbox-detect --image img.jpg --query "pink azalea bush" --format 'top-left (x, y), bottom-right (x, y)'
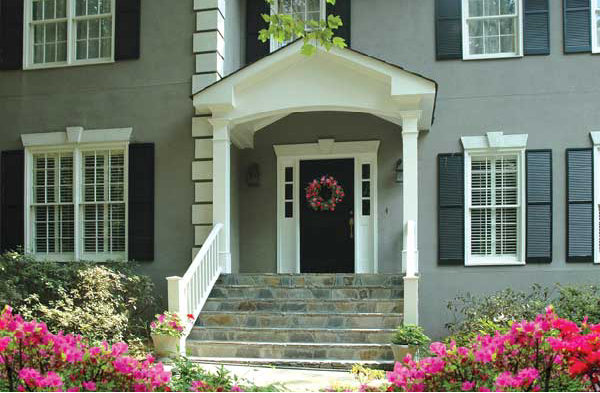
top-left (0, 305), bottom-right (244, 392)
top-left (386, 305), bottom-right (600, 392)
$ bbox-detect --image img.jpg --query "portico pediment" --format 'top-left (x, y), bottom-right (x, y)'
top-left (192, 41), bottom-right (437, 148)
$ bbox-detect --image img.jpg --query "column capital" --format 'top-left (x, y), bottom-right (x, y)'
top-left (399, 110), bottom-right (422, 134)
top-left (208, 117), bottom-right (231, 141)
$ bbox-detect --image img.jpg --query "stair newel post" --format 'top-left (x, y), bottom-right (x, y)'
top-left (166, 276), bottom-right (188, 355)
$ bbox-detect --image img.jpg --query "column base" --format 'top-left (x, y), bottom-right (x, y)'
top-left (403, 276), bottom-right (419, 325)
top-left (401, 249), bottom-right (419, 274)
top-left (219, 251), bottom-right (232, 273)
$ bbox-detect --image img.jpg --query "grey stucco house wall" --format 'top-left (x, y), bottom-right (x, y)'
top-left (1, 0), bottom-right (600, 339)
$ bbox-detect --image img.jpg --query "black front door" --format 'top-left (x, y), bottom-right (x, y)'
top-left (300, 159), bottom-right (354, 273)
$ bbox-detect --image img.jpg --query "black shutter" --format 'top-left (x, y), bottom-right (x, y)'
top-left (563, 0), bottom-right (591, 53)
top-left (128, 143), bottom-right (154, 261)
top-left (246, 0), bottom-right (270, 64)
top-left (566, 148), bottom-right (593, 262)
top-left (327, 0), bottom-right (351, 47)
top-left (1, 150), bottom-right (24, 252)
top-left (0, 0), bottom-right (24, 70)
top-left (524, 0), bottom-right (550, 55)
top-left (435, 0), bottom-right (462, 60)
top-left (438, 153), bottom-right (464, 265)
top-left (114, 0), bottom-right (141, 60)
top-left (526, 150), bottom-right (552, 263)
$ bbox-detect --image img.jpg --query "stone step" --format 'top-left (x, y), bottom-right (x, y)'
top-left (203, 298), bottom-right (402, 313)
top-left (209, 286), bottom-right (402, 300)
top-left (216, 274), bottom-right (404, 287)
top-left (196, 311), bottom-right (403, 329)
top-left (187, 341), bottom-right (393, 361)
top-left (189, 356), bottom-right (395, 371)
top-left (189, 327), bottom-right (396, 344)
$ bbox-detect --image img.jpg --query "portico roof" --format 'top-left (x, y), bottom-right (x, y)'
top-left (192, 40), bottom-right (438, 149)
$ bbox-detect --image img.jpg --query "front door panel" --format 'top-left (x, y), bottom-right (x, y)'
top-left (299, 159), bottom-right (355, 273)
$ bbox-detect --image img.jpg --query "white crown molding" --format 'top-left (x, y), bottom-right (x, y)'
top-left (274, 139), bottom-right (380, 158)
top-left (590, 131), bottom-right (600, 145)
top-left (461, 131), bottom-right (528, 151)
top-left (21, 127), bottom-right (133, 147)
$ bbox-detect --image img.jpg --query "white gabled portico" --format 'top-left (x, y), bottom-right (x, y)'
top-left (179, 40), bottom-right (437, 329)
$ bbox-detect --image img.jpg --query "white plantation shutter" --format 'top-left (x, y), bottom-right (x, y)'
top-left (470, 155), bottom-right (519, 260)
top-left (32, 153), bottom-right (75, 254)
top-left (82, 150), bottom-right (126, 257)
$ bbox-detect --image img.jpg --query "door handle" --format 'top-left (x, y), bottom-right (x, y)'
top-left (349, 210), bottom-right (354, 239)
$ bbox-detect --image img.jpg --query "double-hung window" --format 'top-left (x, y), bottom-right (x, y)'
top-left (464, 145), bottom-right (526, 265)
top-left (26, 141), bottom-right (128, 262)
top-left (462, 0), bottom-right (523, 59)
top-left (24, 0), bottom-right (115, 69)
top-left (593, 0), bottom-right (600, 53)
top-left (270, 0), bottom-right (326, 52)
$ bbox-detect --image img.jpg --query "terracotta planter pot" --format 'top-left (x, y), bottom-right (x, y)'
top-left (391, 344), bottom-right (417, 362)
top-left (151, 334), bottom-right (180, 358)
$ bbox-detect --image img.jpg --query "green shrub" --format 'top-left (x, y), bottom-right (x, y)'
top-left (169, 357), bottom-right (285, 392)
top-left (0, 251), bottom-right (158, 343)
top-left (391, 324), bottom-right (429, 346)
top-left (445, 283), bottom-right (600, 345)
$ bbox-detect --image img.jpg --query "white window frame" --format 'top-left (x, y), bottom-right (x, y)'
top-left (462, 132), bottom-right (528, 266)
top-left (23, 0), bottom-right (116, 70)
top-left (592, 0), bottom-right (600, 54)
top-left (22, 127), bottom-right (131, 262)
top-left (461, 0), bottom-right (524, 60)
top-left (270, 0), bottom-right (327, 52)
top-left (591, 131), bottom-right (600, 263)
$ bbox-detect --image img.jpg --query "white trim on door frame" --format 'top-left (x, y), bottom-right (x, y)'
top-left (274, 139), bottom-right (380, 274)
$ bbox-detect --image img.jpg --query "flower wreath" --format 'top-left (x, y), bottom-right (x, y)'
top-left (305, 175), bottom-right (345, 212)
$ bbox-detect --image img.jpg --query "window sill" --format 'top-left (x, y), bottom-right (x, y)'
top-left (23, 58), bottom-right (115, 71)
top-left (466, 260), bottom-right (525, 267)
top-left (463, 53), bottom-right (523, 61)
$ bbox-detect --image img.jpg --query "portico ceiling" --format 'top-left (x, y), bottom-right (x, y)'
top-left (192, 40), bottom-right (438, 149)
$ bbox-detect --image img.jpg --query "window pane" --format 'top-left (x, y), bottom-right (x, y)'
top-left (362, 164), bottom-right (370, 180)
top-left (101, 17), bottom-right (112, 37)
top-left (484, 19), bottom-right (499, 36)
top-left (484, 0), bottom-right (499, 16)
top-left (469, 20), bottom-right (483, 37)
top-left (499, 0), bottom-right (515, 15)
top-left (471, 208), bottom-right (492, 255)
top-left (88, 0), bottom-right (100, 15)
top-left (34, 25), bottom-right (44, 44)
top-left (500, 35), bottom-right (515, 53)
top-left (56, 0), bottom-right (66, 17)
top-left (469, 37), bottom-right (484, 54)
top-left (362, 200), bottom-right (370, 216)
top-left (100, 38), bottom-right (111, 57)
top-left (89, 19), bottom-right (100, 39)
top-left (469, 0), bottom-right (483, 17)
top-left (292, 0), bottom-right (306, 14)
top-left (285, 167), bottom-right (293, 182)
top-left (285, 202), bottom-right (293, 218)
top-left (76, 40), bottom-right (87, 59)
top-left (57, 22), bottom-right (67, 41)
top-left (44, 0), bottom-right (55, 19)
top-left (33, 1), bottom-right (43, 20)
top-left (285, 184), bottom-right (293, 200)
top-left (362, 181), bottom-right (370, 198)
top-left (88, 39), bottom-right (100, 58)
top-left (45, 23), bottom-right (56, 42)
top-left (76, 0), bottom-right (85, 16)
top-left (34, 45), bottom-right (44, 63)
top-left (495, 207), bottom-right (517, 255)
top-left (485, 37), bottom-right (500, 53)
top-left (100, 0), bottom-right (111, 13)
top-left (499, 18), bottom-right (514, 35)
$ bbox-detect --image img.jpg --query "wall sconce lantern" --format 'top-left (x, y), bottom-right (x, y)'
top-left (247, 163), bottom-right (260, 187)
top-left (395, 159), bottom-right (403, 184)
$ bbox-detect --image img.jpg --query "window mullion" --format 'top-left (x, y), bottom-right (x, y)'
top-left (490, 158), bottom-right (497, 257)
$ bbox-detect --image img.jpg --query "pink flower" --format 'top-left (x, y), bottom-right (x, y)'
top-left (82, 381), bottom-right (97, 391)
top-left (462, 381), bottom-right (476, 391)
top-left (0, 336), bottom-right (10, 351)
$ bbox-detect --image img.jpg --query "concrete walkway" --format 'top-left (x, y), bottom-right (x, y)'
top-left (193, 362), bottom-right (361, 391)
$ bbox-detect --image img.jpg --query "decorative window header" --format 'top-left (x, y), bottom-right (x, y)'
top-left (21, 127), bottom-right (132, 148)
top-left (461, 132), bottom-right (528, 151)
top-left (590, 131), bottom-right (600, 145)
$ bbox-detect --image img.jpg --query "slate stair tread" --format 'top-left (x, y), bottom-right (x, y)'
top-left (200, 311), bottom-right (402, 317)
top-left (188, 357), bottom-right (395, 370)
top-left (189, 340), bottom-right (391, 348)
top-left (192, 326), bottom-right (396, 332)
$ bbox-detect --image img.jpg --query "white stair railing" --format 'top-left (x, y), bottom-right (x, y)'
top-left (166, 223), bottom-right (223, 350)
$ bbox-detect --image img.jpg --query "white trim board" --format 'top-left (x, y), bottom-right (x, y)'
top-left (22, 127), bottom-right (132, 147)
top-left (591, 131), bottom-right (600, 263)
top-left (274, 139), bottom-right (379, 274)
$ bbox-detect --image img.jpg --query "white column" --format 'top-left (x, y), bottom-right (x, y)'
top-left (401, 110), bottom-right (421, 274)
top-left (210, 118), bottom-right (232, 273)
top-left (400, 110), bottom-right (421, 326)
